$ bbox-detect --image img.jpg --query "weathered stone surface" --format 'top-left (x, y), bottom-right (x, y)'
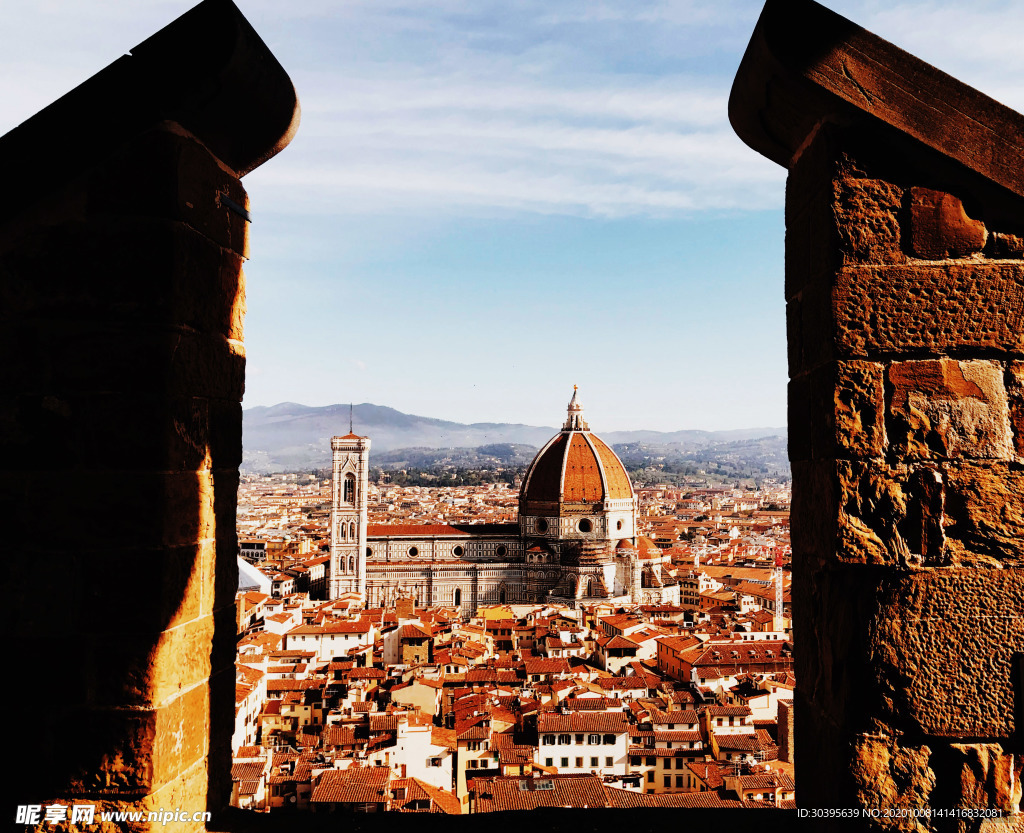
top-left (934, 744), bottom-right (1023, 815)
top-left (907, 187), bottom-right (987, 259)
top-left (888, 360), bottom-right (1012, 460)
top-left (836, 177), bottom-right (906, 265)
top-left (67, 708), bottom-right (157, 794)
top-left (785, 186), bottom-right (836, 299)
top-left (988, 232), bottom-right (1024, 259)
top-left (870, 568), bottom-right (1024, 737)
top-left (1005, 361), bottom-right (1024, 459)
top-left (90, 614), bottom-right (217, 707)
top-left (790, 461), bottom-right (837, 569)
top-left (851, 732), bottom-right (934, 828)
top-left (151, 683), bottom-right (209, 792)
top-left (834, 263), bottom-right (1024, 356)
top-left (789, 276), bottom-right (837, 373)
top-left (943, 461), bottom-right (1024, 566)
top-left (836, 461), bottom-right (914, 565)
top-left (790, 361), bottom-right (886, 462)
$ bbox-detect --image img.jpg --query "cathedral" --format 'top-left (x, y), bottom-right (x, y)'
top-left (329, 389), bottom-right (679, 613)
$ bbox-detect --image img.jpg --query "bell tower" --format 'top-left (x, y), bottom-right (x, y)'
top-left (330, 417), bottom-right (371, 601)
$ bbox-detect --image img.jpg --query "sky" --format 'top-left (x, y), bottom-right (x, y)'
top-left (3, 0), bottom-right (1023, 431)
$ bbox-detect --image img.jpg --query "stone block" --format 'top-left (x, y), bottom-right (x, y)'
top-left (0, 393), bottom-right (219, 472)
top-left (207, 666), bottom-right (236, 814)
top-left (930, 743), bottom-right (1022, 816)
top-left (67, 707), bottom-right (157, 795)
top-left (850, 732), bottom-right (934, 825)
top-left (790, 361), bottom-right (886, 462)
top-left (140, 757), bottom-right (210, 832)
top-left (0, 218), bottom-right (244, 339)
top-left (1, 323), bottom-right (246, 400)
top-left (1005, 361), bottom-right (1024, 458)
top-left (2, 470), bottom-right (215, 549)
top-left (789, 276), bottom-right (837, 373)
top-left (835, 177), bottom-right (906, 265)
top-left (214, 535), bottom-right (241, 615)
top-left (790, 460), bottom-right (837, 567)
top-left (907, 187), bottom-right (987, 259)
top-left (887, 359), bottom-right (1012, 460)
top-left (834, 263), bottom-right (1024, 356)
top-left (208, 399), bottom-right (243, 471)
top-left (151, 682), bottom-right (209, 792)
top-left (785, 185), bottom-right (836, 299)
top-left (87, 544), bottom-right (210, 634)
top-left (88, 126), bottom-right (250, 258)
top-left (943, 461), bottom-right (1024, 566)
top-left (90, 614), bottom-right (216, 707)
top-left (836, 461), bottom-right (914, 566)
top-left (869, 568), bottom-right (1024, 738)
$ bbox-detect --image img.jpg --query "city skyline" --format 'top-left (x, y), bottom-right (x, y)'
top-left (3, 0), bottom-right (1018, 430)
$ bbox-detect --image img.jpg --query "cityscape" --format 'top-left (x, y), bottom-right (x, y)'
top-left (8, 0), bottom-right (1024, 827)
top-left (230, 392), bottom-right (795, 813)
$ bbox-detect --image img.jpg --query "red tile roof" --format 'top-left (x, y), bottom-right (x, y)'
top-left (537, 712), bottom-right (628, 733)
top-left (310, 767), bottom-right (389, 805)
top-left (469, 774), bottom-right (608, 812)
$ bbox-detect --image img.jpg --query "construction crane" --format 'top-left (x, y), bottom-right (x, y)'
top-left (773, 549), bottom-right (785, 632)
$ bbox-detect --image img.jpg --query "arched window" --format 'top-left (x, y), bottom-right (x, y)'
top-left (340, 524), bottom-right (347, 540)
top-left (343, 473), bottom-right (355, 504)
top-left (349, 521), bottom-right (355, 538)
top-left (348, 556), bottom-right (354, 573)
top-left (454, 588), bottom-right (461, 607)
top-left (499, 588), bottom-right (506, 604)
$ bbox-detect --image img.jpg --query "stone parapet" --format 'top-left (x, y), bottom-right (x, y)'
top-left (1, 1), bottom-right (297, 829)
top-left (733, 0), bottom-right (1024, 825)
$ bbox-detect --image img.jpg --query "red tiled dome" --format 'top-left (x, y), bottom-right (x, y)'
top-left (520, 390), bottom-right (634, 511)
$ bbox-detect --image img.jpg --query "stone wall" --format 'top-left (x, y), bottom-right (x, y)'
top-left (1, 2), bottom-right (297, 828)
top-left (789, 124), bottom-right (1024, 823)
top-left (732, 0), bottom-right (1024, 826)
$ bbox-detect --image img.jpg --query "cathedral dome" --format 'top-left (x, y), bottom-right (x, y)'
top-left (520, 388), bottom-right (634, 513)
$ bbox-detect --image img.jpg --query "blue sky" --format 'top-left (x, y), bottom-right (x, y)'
top-left (3, 1), bottom-right (1022, 431)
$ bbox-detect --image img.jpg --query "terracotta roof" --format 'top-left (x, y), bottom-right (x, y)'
top-left (469, 774), bottom-right (608, 812)
top-left (521, 427), bottom-right (633, 507)
top-left (390, 777), bottom-right (461, 814)
top-left (524, 658), bottom-right (571, 675)
top-left (537, 712), bottom-right (628, 733)
top-left (366, 524), bottom-right (472, 537)
top-left (322, 726), bottom-right (358, 747)
top-left (687, 761), bottom-right (726, 788)
top-left (310, 767), bottom-right (389, 804)
top-left (231, 762), bottom-right (266, 783)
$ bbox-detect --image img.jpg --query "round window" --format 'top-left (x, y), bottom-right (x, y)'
top-left (536, 518), bottom-right (548, 533)
top-left (496, 545), bottom-right (507, 557)
top-left (409, 546), bottom-right (418, 557)
top-left (366, 547), bottom-right (373, 558)
top-left (578, 519), bottom-right (593, 533)
top-left (453, 545), bottom-right (464, 556)
top-left (616, 520), bottom-right (623, 531)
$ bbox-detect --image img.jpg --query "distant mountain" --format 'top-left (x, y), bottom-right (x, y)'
top-left (241, 402), bottom-right (786, 474)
